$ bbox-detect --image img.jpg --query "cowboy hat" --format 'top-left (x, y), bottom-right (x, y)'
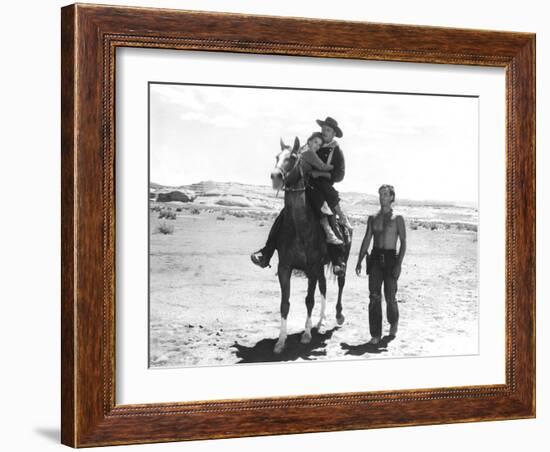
top-left (316, 116), bottom-right (343, 138)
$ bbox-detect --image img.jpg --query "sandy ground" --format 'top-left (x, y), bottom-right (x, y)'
top-left (149, 211), bottom-right (478, 368)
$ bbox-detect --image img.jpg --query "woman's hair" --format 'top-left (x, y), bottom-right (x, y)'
top-left (307, 132), bottom-right (324, 144)
top-left (378, 184), bottom-right (396, 202)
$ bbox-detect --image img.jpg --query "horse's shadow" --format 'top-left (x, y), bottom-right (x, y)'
top-left (340, 335), bottom-right (396, 356)
top-left (232, 327), bottom-right (339, 363)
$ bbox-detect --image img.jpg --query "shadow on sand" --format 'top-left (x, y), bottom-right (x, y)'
top-left (340, 335), bottom-right (396, 356)
top-left (232, 327), bottom-right (339, 363)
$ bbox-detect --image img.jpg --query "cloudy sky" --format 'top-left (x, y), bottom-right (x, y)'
top-left (149, 83), bottom-right (478, 204)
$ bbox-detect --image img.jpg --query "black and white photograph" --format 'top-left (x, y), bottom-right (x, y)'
top-left (147, 82), bottom-right (479, 368)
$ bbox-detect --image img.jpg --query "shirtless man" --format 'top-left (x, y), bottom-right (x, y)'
top-left (355, 185), bottom-right (407, 344)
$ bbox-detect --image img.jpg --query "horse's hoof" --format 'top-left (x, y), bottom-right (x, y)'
top-left (274, 341), bottom-right (285, 354)
top-left (316, 323), bottom-right (326, 334)
top-left (336, 314), bottom-right (345, 325)
top-left (301, 332), bottom-right (312, 344)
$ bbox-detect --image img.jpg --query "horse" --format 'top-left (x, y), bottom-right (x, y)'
top-left (270, 137), bottom-right (352, 354)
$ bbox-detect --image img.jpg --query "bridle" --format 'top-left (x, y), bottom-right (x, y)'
top-left (274, 151), bottom-right (306, 193)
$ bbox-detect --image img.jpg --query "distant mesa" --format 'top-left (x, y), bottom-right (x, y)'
top-left (150, 181), bottom-right (279, 209)
top-left (215, 196), bottom-right (253, 208)
top-left (155, 188), bottom-right (196, 203)
top-left (148, 181), bottom-right (477, 229)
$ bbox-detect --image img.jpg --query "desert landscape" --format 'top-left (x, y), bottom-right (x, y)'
top-left (148, 181), bottom-right (478, 368)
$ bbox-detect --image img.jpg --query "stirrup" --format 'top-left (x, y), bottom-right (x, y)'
top-left (250, 251), bottom-right (271, 268)
top-left (333, 264), bottom-right (346, 276)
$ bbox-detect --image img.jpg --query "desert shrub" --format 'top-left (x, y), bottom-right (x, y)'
top-left (190, 208), bottom-right (200, 215)
top-left (158, 210), bottom-right (176, 220)
top-left (232, 211), bottom-right (245, 218)
top-left (156, 222), bottom-right (174, 235)
top-left (176, 207), bottom-right (183, 212)
top-left (430, 223), bottom-right (438, 231)
top-left (410, 222), bottom-right (419, 230)
top-left (259, 222), bottom-right (265, 227)
top-left (216, 216), bottom-right (226, 221)
top-left (150, 205), bottom-right (161, 212)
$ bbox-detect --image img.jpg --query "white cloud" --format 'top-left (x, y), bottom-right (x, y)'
top-left (179, 111), bottom-right (209, 121)
top-left (152, 85), bottom-right (206, 112)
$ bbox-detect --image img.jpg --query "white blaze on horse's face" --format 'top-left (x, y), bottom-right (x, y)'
top-left (271, 149), bottom-right (293, 190)
top-left (272, 137), bottom-right (300, 190)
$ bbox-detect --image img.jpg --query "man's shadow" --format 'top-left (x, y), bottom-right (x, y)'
top-left (340, 335), bottom-right (396, 356)
top-left (232, 327), bottom-right (338, 363)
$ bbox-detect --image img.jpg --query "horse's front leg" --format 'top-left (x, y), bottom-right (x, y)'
top-left (335, 273), bottom-right (346, 325)
top-left (316, 266), bottom-right (327, 333)
top-left (274, 266), bottom-right (291, 354)
top-left (301, 273), bottom-right (318, 344)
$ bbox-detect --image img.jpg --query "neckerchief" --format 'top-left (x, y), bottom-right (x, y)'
top-left (319, 140), bottom-right (338, 165)
top-left (321, 140), bottom-right (338, 149)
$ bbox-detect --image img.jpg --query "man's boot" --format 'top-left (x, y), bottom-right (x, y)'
top-left (250, 209), bottom-right (283, 268)
top-left (333, 203), bottom-right (353, 231)
top-left (320, 216), bottom-right (343, 245)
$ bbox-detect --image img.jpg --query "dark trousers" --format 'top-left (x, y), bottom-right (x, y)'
top-left (368, 249), bottom-right (399, 338)
top-left (260, 209), bottom-right (284, 260)
top-left (308, 178), bottom-right (340, 212)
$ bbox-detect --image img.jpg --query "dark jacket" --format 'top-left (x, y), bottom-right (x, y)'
top-left (317, 143), bottom-right (345, 183)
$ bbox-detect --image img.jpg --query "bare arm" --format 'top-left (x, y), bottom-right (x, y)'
top-left (356, 216), bottom-right (373, 276)
top-left (393, 216), bottom-right (407, 279)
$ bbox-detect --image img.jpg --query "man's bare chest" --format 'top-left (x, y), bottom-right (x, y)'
top-left (373, 214), bottom-right (397, 235)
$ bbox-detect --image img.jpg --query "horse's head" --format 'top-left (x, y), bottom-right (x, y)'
top-left (271, 137), bottom-right (300, 190)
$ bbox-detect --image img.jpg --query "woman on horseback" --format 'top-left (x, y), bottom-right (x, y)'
top-left (299, 132), bottom-right (344, 245)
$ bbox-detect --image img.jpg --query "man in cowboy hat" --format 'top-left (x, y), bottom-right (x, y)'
top-left (251, 116), bottom-right (351, 268)
top-left (308, 116), bottom-right (352, 232)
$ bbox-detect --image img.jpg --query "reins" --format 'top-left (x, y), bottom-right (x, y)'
top-left (280, 154), bottom-right (306, 193)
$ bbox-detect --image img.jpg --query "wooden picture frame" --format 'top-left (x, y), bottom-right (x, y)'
top-left (61, 3), bottom-right (535, 447)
